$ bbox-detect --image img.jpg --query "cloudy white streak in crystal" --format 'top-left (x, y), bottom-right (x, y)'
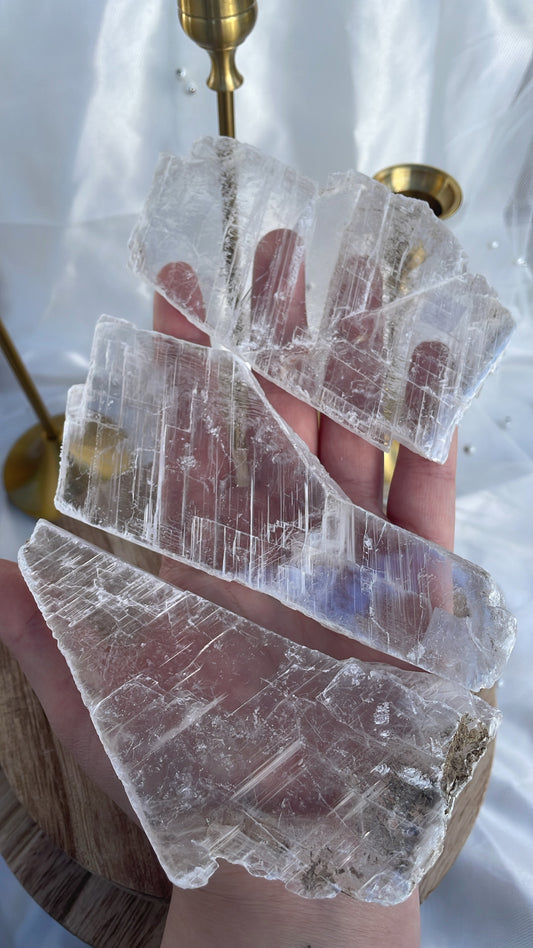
top-left (19, 520), bottom-right (501, 905)
top-left (128, 137), bottom-right (515, 462)
top-left (54, 316), bottom-right (516, 690)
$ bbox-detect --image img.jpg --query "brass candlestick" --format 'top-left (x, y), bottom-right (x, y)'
top-left (177, 1), bottom-right (258, 485)
top-left (177, 0), bottom-right (258, 287)
top-left (177, 0), bottom-right (258, 138)
top-left (1, 317), bottom-right (64, 521)
top-left (373, 164), bottom-right (463, 490)
top-left (374, 163), bottom-right (462, 220)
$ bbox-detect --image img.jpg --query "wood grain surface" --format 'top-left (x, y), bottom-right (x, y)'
top-left (0, 518), bottom-right (498, 944)
top-left (0, 763), bottom-right (168, 948)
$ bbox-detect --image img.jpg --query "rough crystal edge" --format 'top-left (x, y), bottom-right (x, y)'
top-left (19, 520), bottom-right (501, 905)
top-left (128, 137), bottom-right (515, 463)
top-left (54, 315), bottom-right (517, 692)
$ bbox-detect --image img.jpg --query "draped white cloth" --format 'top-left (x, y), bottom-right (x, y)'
top-left (1, 1), bottom-right (532, 944)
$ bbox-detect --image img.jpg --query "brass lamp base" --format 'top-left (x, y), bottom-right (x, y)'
top-left (3, 414), bottom-right (64, 522)
top-left (373, 164), bottom-right (462, 219)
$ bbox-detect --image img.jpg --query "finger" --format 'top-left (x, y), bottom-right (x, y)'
top-left (318, 419), bottom-right (384, 515)
top-left (0, 560), bottom-right (132, 815)
top-left (403, 340), bottom-right (450, 436)
top-left (251, 229), bottom-right (307, 348)
top-left (386, 430), bottom-right (458, 550)
top-left (318, 254), bottom-right (385, 512)
top-left (252, 229), bottom-right (318, 452)
top-left (155, 236), bottom-right (319, 453)
top-left (154, 262), bottom-right (210, 345)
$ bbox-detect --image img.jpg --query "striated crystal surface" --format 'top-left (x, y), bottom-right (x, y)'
top-left (19, 520), bottom-right (501, 905)
top-left (128, 136), bottom-right (515, 463)
top-left (55, 316), bottom-right (516, 690)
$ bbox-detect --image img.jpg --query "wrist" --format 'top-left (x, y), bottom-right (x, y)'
top-left (161, 862), bottom-right (420, 948)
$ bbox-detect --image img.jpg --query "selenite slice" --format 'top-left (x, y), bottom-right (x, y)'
top-left (128, 136), bottom-right (515, 463)
top-left (54, 316), bottom-right (516, 690)
top-left (19, 520), bottom-right (500, 905)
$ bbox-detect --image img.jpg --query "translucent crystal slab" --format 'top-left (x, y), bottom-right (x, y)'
top-left (19, 520), bottom-right (500, 905)
top-left (128, 136), bottom-right (515, 463)
top-left (55, 316), bottom-right (516, 690)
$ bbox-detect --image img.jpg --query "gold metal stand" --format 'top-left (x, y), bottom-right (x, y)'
top-left (177, 0), bottom-right (258, 137)
top-left (1, 317), bottom-right (64, 521)
top-left (177, 1), bottom-right (258, 483)
top-left (374, 164), bottom-right (462, 220)
top-left (373, 164), bottom-right (463, 491)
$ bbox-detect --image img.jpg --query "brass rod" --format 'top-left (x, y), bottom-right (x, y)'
top-left (0, 317), bottom-right (59, 441)
top-left (217, 90), bottom-right (235, 138)
top-left (218, 138), bottom-right (240, 312)
top-left (177, 1), bottom-right (257, 485)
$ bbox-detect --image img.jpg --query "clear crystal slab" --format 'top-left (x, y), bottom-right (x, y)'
top-left (19, 520), bottom-right (500, 905)
top-left (55, 316), bottom-right (516, 691)
top-left (128, 136), bottom-right (515, 463)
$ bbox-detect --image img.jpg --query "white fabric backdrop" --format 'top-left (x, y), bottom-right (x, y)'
top-left (1, 1), bottom-right (532, 944)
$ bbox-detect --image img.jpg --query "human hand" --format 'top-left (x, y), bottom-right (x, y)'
top-left (154, 229), bottom-right (457, 668)
top-left (154, 229), bottom-right (456, 947)
top-left (0, 229), bottom-right (456, 946)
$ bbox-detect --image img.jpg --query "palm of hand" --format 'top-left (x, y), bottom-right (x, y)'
top-left (0, 231), bottom-right (457, 820)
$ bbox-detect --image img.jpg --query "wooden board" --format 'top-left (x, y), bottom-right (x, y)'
top-left (0, 764), bottom-right (168, 948)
